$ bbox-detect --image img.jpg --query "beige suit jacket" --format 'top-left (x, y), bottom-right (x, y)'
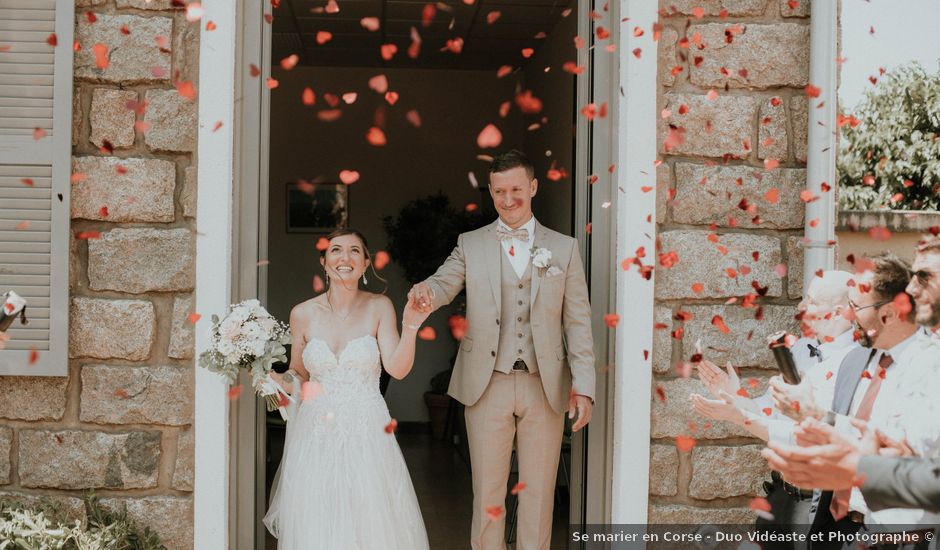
top-left (424, 219), bottom-right (596, 414)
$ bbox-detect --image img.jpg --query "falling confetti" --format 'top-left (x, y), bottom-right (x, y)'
top-left (477, 124), bottom-right (502, 148)
top-left (92, 43), bottom-right (109, 69)
top-left (279, 54), bottom-right (299, 70)
top-left (374, 251), bottom-right (390, 270)
top-left (366, 127), bottom-right (387, 146)
top-left (294, 380), bottom-right (319, 403)
top-left (675, 435), bottom-right (696, 452)
top-left (485, 506), bottom-right (504, 521)
top-left (339, 170), bottom-right (360, 185)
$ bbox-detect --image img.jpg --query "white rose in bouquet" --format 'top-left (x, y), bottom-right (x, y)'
top-left (219, 316), bottom-right (242, 340)
top-left (243, 320), bottom-right (263, 340)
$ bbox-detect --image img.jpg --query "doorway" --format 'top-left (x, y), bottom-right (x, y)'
top-left (230, 0), bottom-right (617, 548)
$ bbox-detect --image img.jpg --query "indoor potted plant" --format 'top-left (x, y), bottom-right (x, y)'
top-left (383, 192), bottom-right (487, 438)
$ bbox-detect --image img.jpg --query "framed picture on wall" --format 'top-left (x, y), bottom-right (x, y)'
top-left (286, 182), bottom-right (349, 233)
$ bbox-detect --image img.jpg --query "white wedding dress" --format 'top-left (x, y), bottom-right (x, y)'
top-left (264, 335), bottom-right (430, 549)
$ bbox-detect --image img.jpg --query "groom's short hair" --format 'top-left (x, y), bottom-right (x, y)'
top-left (489, 149), bottom-right (535, 181)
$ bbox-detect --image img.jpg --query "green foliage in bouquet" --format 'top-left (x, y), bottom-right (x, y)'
top-left (383, 192), bottom-right (488, 284)
top-left (838, 62), bottom-right (940, 210)
top-left (0, 492), bottom-right (165, 550)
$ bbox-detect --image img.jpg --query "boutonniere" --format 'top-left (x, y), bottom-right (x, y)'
top-left (531, 246), bottom-right (552, 269)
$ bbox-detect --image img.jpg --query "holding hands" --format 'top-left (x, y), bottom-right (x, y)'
top-left (402, 294), bottom-right (432, 331)
top-left (407, 283), bottom-right (435, 314)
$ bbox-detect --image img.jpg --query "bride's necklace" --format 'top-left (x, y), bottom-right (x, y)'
top-left (326, 291), bottom-right (353, 322)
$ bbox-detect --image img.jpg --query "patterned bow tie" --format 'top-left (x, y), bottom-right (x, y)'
top-left (808, 344), bottom-right (823, 361)
top-left (496, 227), bottom-right (529, 242)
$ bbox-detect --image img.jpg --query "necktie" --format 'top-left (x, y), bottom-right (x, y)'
top-left (496, 227), bottom-right (529, 242)
top-left (830, 352), bottom-right (894, 520)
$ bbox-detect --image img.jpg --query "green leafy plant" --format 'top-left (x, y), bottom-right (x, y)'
top-left (837, 62), bottom-right (940, 211)
top-left (382, 193), bottom-right (488, 284)
top-left (0, 493), bottom-right (165, 550)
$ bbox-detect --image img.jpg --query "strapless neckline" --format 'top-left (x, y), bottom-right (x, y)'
top-left (304, 334), bottom-right (377, 363)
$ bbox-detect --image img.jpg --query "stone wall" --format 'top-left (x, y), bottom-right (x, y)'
top-left (0, 2), bottom-right (198, 548)
top-left (650, 0), bottom-right (809, 522)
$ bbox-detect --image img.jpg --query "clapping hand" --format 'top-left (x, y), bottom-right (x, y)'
top-left (691, 391), bottom-right (747, 425)
top-left (795, 418), bottom-right (914, 457)
top-left (697, 359), bottom-right (740, 398)
top-left (697, 360), bottom-right (760, 415)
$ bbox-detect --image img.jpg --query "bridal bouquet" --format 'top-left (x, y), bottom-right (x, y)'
top-left (197, 299), bottom-right (292, 414)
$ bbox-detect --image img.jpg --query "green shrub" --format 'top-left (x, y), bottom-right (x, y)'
top-left (0, 493), bottom-right (165, 550)
top-left (838, 62), bottom-right (940, 210)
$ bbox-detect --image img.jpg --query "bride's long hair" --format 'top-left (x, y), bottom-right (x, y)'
top-left (319, 228), bottom-right (388, 294)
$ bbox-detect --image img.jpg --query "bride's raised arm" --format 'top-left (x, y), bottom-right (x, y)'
top-left (376, 295), bottom-right (430, 380)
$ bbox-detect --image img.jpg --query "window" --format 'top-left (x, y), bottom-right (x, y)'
top-left (0, 0), bottom-right (73, 376)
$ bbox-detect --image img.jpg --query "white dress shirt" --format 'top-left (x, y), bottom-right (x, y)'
top-left (497, 216), bottom-right (536, 279)
top-left (766, 329), bottom-right (860, 445)
top-left (863, 329), bottom-right (940, 527)
top-left (836, 331), bottom-right (920, 514)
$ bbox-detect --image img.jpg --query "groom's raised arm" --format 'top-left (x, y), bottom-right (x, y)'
top-left (421, 233), bottom-right (468, 311)
top-left (562, 241), bottom-right (596, 402)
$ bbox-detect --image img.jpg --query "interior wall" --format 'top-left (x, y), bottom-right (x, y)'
top-left (524, 11), bottom-right (577, 235)
top-left (267, 65), bottom-right (526, 421)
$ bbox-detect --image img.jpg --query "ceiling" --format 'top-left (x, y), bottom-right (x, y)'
top-left (272, 0), bottom-right (574, 70)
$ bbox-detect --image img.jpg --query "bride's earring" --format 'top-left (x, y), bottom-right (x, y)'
top-left (362, 273), bottom-right (368, 285)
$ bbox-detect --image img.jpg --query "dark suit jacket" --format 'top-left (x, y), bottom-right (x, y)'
top-left (859, 456), bottom-right (940, 513)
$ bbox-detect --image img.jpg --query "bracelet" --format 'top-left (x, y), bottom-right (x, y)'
top-left (403, 322), bottom-right (421, 330)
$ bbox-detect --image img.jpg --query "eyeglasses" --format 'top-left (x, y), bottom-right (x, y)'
top-left (912, 270), bottom-right (937, 287)
top-left (848, 299), bottom-right (891, 312)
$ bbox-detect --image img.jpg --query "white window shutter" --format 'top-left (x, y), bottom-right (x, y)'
top-left (0, 0), bottom-right (72, 376)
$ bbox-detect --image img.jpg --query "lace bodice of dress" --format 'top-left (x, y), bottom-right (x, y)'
top-left (301, 334), bottom-right (382, 401)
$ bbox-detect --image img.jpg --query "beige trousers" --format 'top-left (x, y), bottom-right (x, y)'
top-left (464, 371), bottom-right (565, 550)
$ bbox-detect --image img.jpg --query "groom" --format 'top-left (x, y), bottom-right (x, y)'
top-left (410, 149), bottom-right (596, 550)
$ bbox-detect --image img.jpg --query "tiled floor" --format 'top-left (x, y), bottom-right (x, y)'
top-left (400, 431), bottom-right (570, 550)
top-left (264, 431), bottom-right (569, 549)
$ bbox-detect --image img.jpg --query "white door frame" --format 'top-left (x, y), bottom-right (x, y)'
top-left (194, 0), bottom-right (238, 547)
top-left (193, 1), bottom-right (662, 547)
top-left (610, 0), bottom-right (659, 524)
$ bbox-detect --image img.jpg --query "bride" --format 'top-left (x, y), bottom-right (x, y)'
top-left (263, 228), bottom-right (431, 549)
